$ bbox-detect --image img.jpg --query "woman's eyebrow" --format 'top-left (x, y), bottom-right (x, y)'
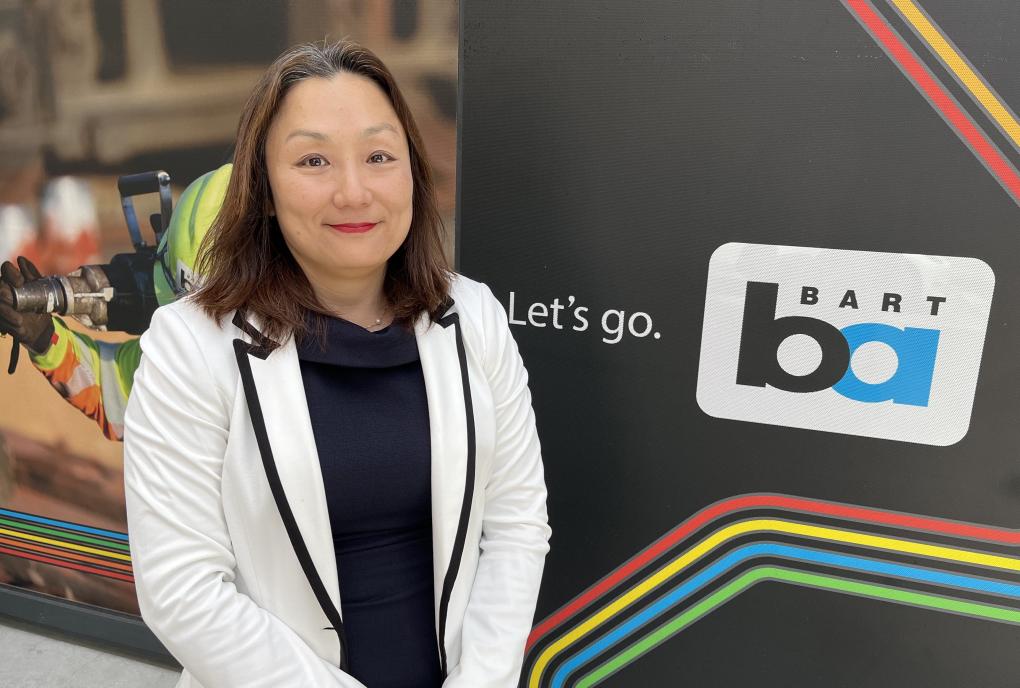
top-left (285, 128), bottom-right (329, 142)
top-left (285, 123), bottom-right (398, 143)
top-left (362, 122), bottom-right (399, 138)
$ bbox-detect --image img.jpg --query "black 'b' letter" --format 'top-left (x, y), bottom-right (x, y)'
top-left (735, 282), bottom-right (851, 393)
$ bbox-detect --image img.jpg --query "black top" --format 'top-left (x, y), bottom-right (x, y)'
top-left (297, 314), bottom-right (442, 688)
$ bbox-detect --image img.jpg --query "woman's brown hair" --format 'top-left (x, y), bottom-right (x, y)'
top-left (193, 40), bottom-right (450, 344)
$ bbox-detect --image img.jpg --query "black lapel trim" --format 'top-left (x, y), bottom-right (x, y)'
top-left (434, 296), bottom-right (455, 322)
top-left (232, 337), bottom-right (349, 672)
top-left (231, 311), bottom-right (277, 359)
top-left (434, 303), bottom-right (476, 678)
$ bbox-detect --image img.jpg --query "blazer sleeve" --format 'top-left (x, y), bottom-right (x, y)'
top-left (123, 306), bottom-right (366, 688)
top-left (443, 284), bottom-right (552, 688)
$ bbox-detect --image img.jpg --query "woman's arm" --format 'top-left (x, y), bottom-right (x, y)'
top-left (443, 284), bottom-right (552, 688)
top-left (123, 305), bottom-right (366, 688)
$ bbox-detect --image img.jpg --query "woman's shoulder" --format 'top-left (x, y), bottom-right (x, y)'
top-left (148, 295), bottom-right (236, 343)
top-left (447, 272), bottom-right (500, 316)
top-left (139, 296), bottom-right (240, 377)
top-left (446, 272), bottom-right (507, 332)
top-left (129, 296), bottom-right (237, 424)
top-left (445, 272), bottom-right (516, 363)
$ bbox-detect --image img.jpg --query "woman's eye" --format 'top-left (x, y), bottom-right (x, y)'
top-left (369, 152), bottom-right (394, 164)
top-left (300, 155), bottom-right (327, 167)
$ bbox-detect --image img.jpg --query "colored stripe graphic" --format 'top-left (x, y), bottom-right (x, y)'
top-left (527, 494), bottom-right (1018, 653)
top-left (0, 536), bottom-right (133, 572)
top-left (887, 0), bottom-right (1020, 152)
top-left (842, 0), bottom-right (1020, 205)
top-left (0, 517), bottom-right (130, 551)
top-left (575, 568), bottom-right (1020, 688)
top-left (550, 543), bottom-right (1020, 687)
top-left (0, 545), bottom-right (133, 583)
top-left (528, 517), bottom-right (1020, 686)
top-left (0, 526), bottom-right (131, 561)
top-left (0, 507), bottom-right (129, 541)
top-left (0, 508), bottom-right (132, 583)
top-left (526, 495), bottom-right (1020, 687)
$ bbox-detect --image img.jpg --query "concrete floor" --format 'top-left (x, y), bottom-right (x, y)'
top-left (0, 617), bottom-right (180, 688)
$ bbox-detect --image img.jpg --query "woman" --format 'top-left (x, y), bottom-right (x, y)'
top-left (123, 41), bottom-right (550, 688)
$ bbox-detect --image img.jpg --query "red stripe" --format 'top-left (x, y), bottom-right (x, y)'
top-left (0, 536), bottom-right (134, 573)
top-left (0, 546), bottom-right (134, 583)
top-left (526, 493), bottom-right (1019, 650)
top-left (846, 0), bottom-right (1020, 200)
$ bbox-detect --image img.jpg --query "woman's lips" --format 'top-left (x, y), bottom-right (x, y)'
top-left (328, 222), bottom-right (378, 234)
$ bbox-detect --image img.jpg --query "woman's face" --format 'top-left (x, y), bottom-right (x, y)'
top-left (265, 72), bottom-right (413, 285)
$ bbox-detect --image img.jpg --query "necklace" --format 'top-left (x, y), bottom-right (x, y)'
top-left (366, 308), bottom-right (390, 330)
top-left (325, 301), bottom-right (388, 330)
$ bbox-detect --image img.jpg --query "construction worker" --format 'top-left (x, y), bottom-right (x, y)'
top-left (0, 164), bottom-right (231, 441)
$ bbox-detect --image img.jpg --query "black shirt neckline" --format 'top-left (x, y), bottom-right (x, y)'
top-left (296, 312), bottom-right (419, 368)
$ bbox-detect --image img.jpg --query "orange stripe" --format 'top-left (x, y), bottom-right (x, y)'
top-left (43, 344), bottom-right (83, 387)
top-left (66, 386), bottom-right (116, 440)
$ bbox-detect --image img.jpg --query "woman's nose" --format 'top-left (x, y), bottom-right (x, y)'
top-left (332, 163), bottom-right (372, 208)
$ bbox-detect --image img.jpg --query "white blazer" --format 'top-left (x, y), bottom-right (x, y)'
top-left (123, 274), bottom-right (551, 688)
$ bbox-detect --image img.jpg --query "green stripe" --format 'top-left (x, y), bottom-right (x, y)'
top-left (576, 567), bottom-right (1020, 688)
top-left (0, 517), bottom-right (131, 552)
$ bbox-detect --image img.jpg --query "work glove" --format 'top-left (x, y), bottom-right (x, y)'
top-left (0, 257), bottom-right (56, 355)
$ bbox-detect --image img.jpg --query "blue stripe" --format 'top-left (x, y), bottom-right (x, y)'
top-left (550, 542), bottom-right (1020, 687)
top-left (0, 508), bottom-right (129, 541)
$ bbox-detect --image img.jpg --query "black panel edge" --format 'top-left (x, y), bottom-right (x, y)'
top-left (0, 583), bottom-right (178, 667)
top-left (453, 0), bottom-right (464, 272)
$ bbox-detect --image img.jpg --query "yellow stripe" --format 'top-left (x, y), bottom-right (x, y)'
top-left (528, 517), bottom-right (1020, 687)
top-left (0, 527), bottom-right (132, 562)
top-left (891, 0), bottom-right (1020, 149)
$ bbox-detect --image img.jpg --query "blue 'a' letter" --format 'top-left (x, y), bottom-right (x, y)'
top-left (831, 324), bottom-right (940, 406)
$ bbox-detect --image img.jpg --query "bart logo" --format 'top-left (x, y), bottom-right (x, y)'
top-left (696, 243), bottom-right (994, 446)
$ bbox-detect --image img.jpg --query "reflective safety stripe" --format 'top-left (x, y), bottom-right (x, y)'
top-left (98, 340), bottom-right (128, 430)
top-left (64, 335), bottom-right (99, 398)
